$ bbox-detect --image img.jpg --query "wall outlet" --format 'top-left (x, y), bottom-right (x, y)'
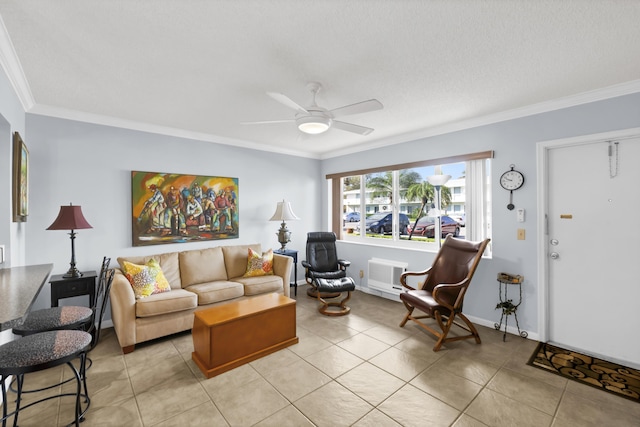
top-left (359, 270), bottom-right (364, 278)
top-left (517, 229), bottom-right (526, 240)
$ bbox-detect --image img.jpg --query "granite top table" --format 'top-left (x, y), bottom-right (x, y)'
top-left (0, 264), bottom-right (53, 331)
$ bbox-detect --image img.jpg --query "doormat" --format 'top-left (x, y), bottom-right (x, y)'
top-left (527, 342), bottom-right (640, 403)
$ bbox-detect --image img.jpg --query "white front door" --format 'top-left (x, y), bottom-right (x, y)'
top-left (545, 134), bottom-right (640, 368)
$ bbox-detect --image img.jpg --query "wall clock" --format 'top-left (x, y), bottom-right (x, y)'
top-left (500, 164), bottom-right (524, 210)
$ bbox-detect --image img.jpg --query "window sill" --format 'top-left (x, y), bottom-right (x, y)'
top-left (337, 236), bottom-right (493, 259)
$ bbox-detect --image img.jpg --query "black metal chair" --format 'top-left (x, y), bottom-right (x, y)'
top-left (10, 258), bottom-right (112, 395)
top-left (13, 257), bottom-right (111, 337)
top-left (85, 268), bottom-right (115, 352)
top-left (0, 330), bottom-right (92, 426)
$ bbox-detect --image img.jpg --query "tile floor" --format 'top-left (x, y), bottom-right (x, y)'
top-left (7, 286), bottom-right (640, 426)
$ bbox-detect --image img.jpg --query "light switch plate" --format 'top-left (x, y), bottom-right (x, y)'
top-left (517, 229), bottom-right (525, 240)
top-left (0, 245), bottom-right (4, 264)
top-left (516, 208), bottom-right (525, 222)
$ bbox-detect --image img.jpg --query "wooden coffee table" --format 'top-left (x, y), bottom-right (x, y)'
top-left (192, 293), bottom-right (298, 378)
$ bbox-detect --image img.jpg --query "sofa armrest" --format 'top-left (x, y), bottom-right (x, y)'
top-left (272, 253), bottom-right (293, 298)
top-left (109, 270), bottom-right (137, 350)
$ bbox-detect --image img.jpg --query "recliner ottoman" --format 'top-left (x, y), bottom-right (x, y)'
top-left (313, 277), bottom-right (356, 316)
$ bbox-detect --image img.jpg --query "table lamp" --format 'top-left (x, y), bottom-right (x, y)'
top-left (47, 203), bottom-right (93, 278)
top-left (269, 200), bottom-right (300, 251)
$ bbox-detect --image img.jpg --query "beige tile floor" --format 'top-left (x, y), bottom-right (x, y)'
top-left (6, 285), bottom-right (640, 426)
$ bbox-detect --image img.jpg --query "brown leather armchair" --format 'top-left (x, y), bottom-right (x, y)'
top-left (399, 235), bottom-right (490, 351)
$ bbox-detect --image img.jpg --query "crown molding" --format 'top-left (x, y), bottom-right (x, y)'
top-left (0, 15), bottom-right (34, 111)
top-left (28, 104), bottom-right (319, 159)
top-left (30, 78), bottom-right (640, 162)
top-left (320, 79), bottom-right (640, 160)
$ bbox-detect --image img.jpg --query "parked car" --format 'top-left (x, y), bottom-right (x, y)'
top-left (451, 213), bottom-right (466, 227)
top-left (360, 212), bottom-right (410, 234)
top-left (343, 212), bottom-right (361, 222)
top-left (407, 215), bottom-right (461, 237)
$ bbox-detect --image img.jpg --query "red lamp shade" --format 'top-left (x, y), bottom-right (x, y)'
top-left (47, 205), bottom-right (93, 230)
top-left (47, 204), bottom-right (92, 278)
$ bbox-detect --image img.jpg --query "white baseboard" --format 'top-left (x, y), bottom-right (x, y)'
top-left (466, 314), bottom-right (539, 342)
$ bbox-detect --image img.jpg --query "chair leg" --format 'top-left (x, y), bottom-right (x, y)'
top-left (1, 375), bottom-right (7, 427)
top-left (14, 374), bottom-right (24, 426)
top-left (399, 303), bottom-right (414, 327)
top-left (433, 312), bottom-right (456, 352)
top-left (457, 312), bottom-right (482, 344)
top-left (80, 353), bottom-right (91, 409)
top-left (402, 307), bottom-right (481, 351)
top-left (70, 361), bottom-right (82, 427)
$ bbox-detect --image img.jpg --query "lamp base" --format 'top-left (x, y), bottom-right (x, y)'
top-left (63, 267), bottom-right (83, 278)
top-left (276, 221), bottom-right (291, 252)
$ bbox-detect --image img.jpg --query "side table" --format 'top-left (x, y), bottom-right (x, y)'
top-left (494, 272), bottom-right (528, 341)
top-left (274, 249), bottom-right (298, 296)
top-left (50, 271), bottom-right (97, 308)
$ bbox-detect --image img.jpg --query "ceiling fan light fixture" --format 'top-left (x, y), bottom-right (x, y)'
top-left (297, 116), bottom-right (331, 134)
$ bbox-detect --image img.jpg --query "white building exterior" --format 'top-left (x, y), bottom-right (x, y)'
top-left (343, 178), bottom-right (466, 218)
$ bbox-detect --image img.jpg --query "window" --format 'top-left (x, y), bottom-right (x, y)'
top-left (328, 151), bottom-right (493, 252)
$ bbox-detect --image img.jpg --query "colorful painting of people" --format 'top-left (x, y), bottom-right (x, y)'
top-left (131, 171), bottom-right (239, 246)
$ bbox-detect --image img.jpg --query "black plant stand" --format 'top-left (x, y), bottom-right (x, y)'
top-left (494, 273), bottom-right (528, 341)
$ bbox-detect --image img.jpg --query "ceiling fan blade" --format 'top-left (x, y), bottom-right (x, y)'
top-left (332, 120), bottom-right (374, 135)
top-left (267, 92), bottom-right (309, 114)
top-left (240, 119), bottom-right (295, 125)
top-left (330, 99), bottom-right (383, 118)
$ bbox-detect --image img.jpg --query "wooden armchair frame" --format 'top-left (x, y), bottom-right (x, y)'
top-left (399, 235), bottom-right (490, 351)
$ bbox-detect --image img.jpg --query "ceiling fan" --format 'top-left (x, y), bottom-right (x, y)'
top-left (242, 82), bottom-right (383, 135)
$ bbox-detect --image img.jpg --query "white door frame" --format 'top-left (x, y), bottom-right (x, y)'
top-left (536, 126), bottom-right (640, 343)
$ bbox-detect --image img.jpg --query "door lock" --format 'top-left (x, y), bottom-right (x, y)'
top-left (550, 252), bottom-right (559, 259)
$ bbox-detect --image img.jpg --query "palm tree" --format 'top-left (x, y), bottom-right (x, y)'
top-left (343, 176), bottom-right (361, 191)
top-left (405, 179), bottom-right (452, 240)
top-left (366, 171), bottom-right (421, 205)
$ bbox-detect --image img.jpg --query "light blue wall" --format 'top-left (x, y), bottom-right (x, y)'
top-left (322, 92), bottom-right (640, 336)
top-left (21, 115), bottom-right (321, 311)
top-left (0, 61), bottom-right (27, 267)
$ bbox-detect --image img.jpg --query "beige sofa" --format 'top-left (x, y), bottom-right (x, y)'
top-left (110, 243), bottom-right (293, 353)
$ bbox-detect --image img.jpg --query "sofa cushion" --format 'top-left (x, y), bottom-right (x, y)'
top-left (222, 243), bottom-right (261, 279)
top-left (185, 281), bottom-right (244, 305)
top-left (121, 259), bottom-right (172, 299)
top-left (179, 247), bottom-right (227, 287)
top-left (135, 289), bottom-right (197, 317)
top-left (232, 275), bottom-right (283, 296)
top-left (243, 248), bottom-right (274, 277)
top-left (118, 252), bottom-right (181, 289)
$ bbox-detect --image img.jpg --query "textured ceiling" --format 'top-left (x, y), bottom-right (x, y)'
top-left (1, 1), bottom-right (640, 159)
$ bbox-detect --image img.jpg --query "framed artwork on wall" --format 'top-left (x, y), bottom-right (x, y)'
top-left (12, 132), bottom-right (28, 222)
top-left (131, 171), bottom-right (239, 247)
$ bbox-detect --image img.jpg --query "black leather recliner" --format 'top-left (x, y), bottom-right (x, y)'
top-left (301, 232), bottom-right (351, 297)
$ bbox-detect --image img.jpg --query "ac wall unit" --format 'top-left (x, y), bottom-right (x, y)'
top-left (367, 258), bottom-right (408, 295)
